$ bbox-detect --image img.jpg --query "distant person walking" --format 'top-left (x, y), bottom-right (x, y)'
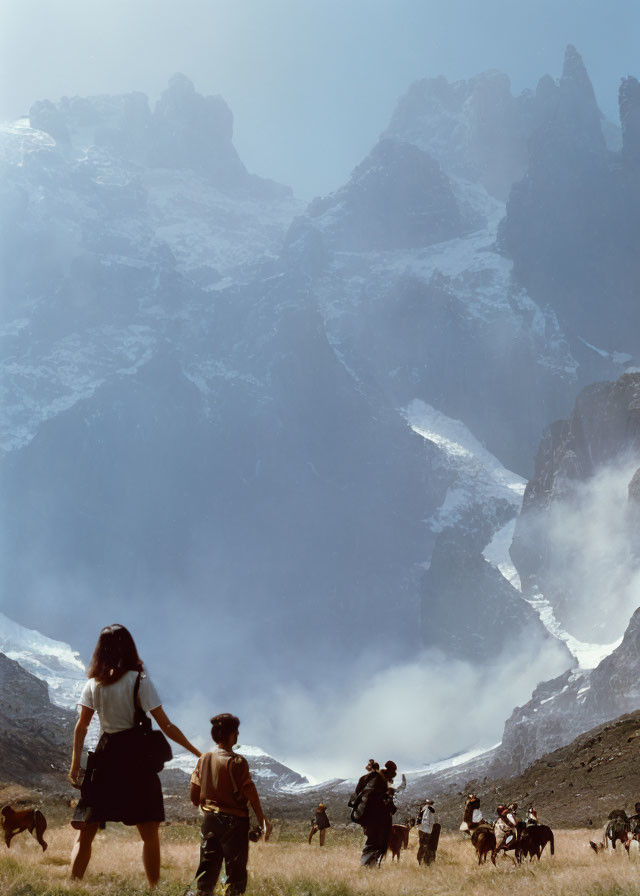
top-left (416, 799), bottom-right (440, 865)
top-left (308, 803), bottom-right (330, 845)
top-left (188, 713), bottom-right (270, 895)
top-left (68, 624), bottom-right (201, 888)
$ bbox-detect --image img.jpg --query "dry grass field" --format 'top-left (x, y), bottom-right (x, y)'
top-left (1, 823), bottom-right (640, 896)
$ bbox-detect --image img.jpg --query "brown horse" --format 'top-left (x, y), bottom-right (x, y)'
top-left (1, 806), bottom-right (48, 851)
top-left (517, 825), bottom-right (554, 861)
top-left (471, 825), bottom-right (496, 865)
top-left (388, 824), bottom-right (410, 861)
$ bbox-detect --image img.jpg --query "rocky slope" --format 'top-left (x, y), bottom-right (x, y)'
top-left (0, 611), bottom-right (86, 709)
top-left (460, 710), bottom-right (640, 830)
top-left (0, 652), bottom-right (75, 785)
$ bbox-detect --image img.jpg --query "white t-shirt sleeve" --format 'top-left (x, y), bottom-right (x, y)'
top-left (79, 679), bottom-right (95, 710)
top-left (138, 674), bottom-right (161, 712)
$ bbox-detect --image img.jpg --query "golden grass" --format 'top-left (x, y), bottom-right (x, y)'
top-left (1, 824), bottom-right (640, 896)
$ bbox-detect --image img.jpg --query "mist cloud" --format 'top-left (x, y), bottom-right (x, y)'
top-left (243, 633), bottom-right (569, 781)
top-left (522, 458), bottom-right (640, 644)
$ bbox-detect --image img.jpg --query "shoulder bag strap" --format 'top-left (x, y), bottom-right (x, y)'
top-left (133, 672), bottom-right (151, 730)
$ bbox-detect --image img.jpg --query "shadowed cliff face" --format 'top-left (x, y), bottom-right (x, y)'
top-left (511, 372), bottom-right (640, 643)
top-left (0, 652), bottom-right (74, 784)
top-left (501, 46), bottom-right (640, 355)
top-left (491, 373), bottom-right (640, 776)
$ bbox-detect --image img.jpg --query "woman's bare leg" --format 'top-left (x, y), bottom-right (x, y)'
top-left (137, 821), bottom-right (161, 888)
top-left (70, 824), bottom-right (99, 879)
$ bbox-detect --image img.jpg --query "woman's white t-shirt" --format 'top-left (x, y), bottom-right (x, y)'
top-left (79, 670), bottom-right (161, 734)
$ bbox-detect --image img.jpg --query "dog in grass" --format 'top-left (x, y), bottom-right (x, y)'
top-left (1, 805), bottom-right (48, 851)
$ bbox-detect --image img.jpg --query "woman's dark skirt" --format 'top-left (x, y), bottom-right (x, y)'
top-left (72, 728), bottom-right (165, 829)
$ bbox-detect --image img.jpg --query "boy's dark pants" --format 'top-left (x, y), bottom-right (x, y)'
top-left (195, 811), bottom-right (250, 895)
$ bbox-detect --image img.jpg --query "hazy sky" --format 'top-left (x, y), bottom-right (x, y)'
top-left (2, 1), bottom-right (638, 196)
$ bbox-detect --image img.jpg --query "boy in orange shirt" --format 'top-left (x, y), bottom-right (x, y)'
top-left (189, 713), bottom-right (270, 895)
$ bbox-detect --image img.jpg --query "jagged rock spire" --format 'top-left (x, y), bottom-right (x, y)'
top-left (557, 44), bottom-right (605, 152)
top-left (562, 44), bottom-right (593, 89)
top-left (620, 76), bottom-right (640, 163)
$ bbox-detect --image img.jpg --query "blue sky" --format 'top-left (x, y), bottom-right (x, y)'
top-left (2, 0), bottom-right (638, 196)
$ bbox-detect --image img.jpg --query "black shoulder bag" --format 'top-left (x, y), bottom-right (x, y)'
top-left (133, 673), bottom-right (173, 773)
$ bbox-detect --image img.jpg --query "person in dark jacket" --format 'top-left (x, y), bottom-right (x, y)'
top-left (308, 803), bottom-right (331, 845)
top-left (358, 760), bottom-right (398, 867)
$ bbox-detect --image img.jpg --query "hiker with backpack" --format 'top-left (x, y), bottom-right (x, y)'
top-left (416, 799), bottom-right (440, 865)
top-left (308, 803), bottom-right (331, 846)
top-left (349, 759), bottom-right (398, 867)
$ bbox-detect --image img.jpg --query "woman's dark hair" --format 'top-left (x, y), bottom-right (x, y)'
top-left (87, 624), bottom-right (143, 685)
top-left (210, 713), bottom-right (240, 743)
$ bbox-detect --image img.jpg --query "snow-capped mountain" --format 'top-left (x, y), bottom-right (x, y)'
top-left (2, 48), bottom-right (639, 774)
top-left (167, 744), bottom-right (308, 794)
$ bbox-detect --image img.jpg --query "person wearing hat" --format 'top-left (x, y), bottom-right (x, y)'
top-left (526, 805), bottom-right (539, 826)
top-left (494, 805), bottom-right (517, 853)
top-left (308, 803), bottom-right (331, 846)
top-left (416, 799), bottom-right (440, 865)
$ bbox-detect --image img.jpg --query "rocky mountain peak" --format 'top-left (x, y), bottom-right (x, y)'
top-left (619, 75), bottom-right (640, 163)
top-left (149, 74), bottom-right (244, 184)
top-left (27, 76), bottom-right (259, 191)
top-left (383, 69), bottom-right (529, 198)
top-left (558, 45), bottom-right (605, 150)
top-left (288, 137), bottom-right (464, 254)
top-left (561, 44), bottom-right (593, 90)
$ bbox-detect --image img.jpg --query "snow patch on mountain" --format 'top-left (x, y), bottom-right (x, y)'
top-left (482, 520), bottom-right (622, 671)
top-left (405, 743), bottom-right (501, 779)
top-left (144, 169), bottom-right (302, 278)
top-left (483, 520), bottom-right (522, 588)
top-left (0, 611), bottom-right (85, 708)
top-left (0, 112), bottom-right (302, 457)
top-left (0, 324), bottom-right (157, 454)
top-left (405, 399), bottom-right (525, 532)
top-left (524, 590), bottom-right (623, 671)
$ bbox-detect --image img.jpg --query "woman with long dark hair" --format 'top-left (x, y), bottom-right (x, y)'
top-left (68, 624), bottom-right (201, 887)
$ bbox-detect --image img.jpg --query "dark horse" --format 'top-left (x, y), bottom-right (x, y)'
top-left (517, 824), bottom-right (554, 861)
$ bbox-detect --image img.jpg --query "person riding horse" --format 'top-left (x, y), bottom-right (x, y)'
top-left (494, 805), bottom-right (519, 853)
top-left (460, 795), bottom-right (485, 833)
top-left (628, 803), bottom-right (640, 837)
top-left (605, 809), bottom-right (630, 849)
top-left (526, 805), bottom-right (539, 826)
